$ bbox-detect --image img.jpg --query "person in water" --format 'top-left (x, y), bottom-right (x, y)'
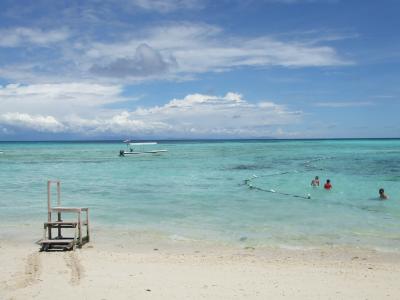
top-left (311, 176), bottom-right (320, 187)
top-left (324, 179), bottom-right (332, 190)
top-left (379, 188), bottom-right (389, 200)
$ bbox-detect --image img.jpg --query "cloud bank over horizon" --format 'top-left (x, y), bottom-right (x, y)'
top-left (0, 86), bottom-right (302, 138)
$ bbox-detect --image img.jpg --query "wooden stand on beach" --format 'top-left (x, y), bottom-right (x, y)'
top-left (39, 180), bottom-right (90, 251)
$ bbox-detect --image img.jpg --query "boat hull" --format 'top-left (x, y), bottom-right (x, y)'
top-left (122, 150), bottom-right (168, 155)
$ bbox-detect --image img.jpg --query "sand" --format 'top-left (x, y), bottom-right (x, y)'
top-left (1, 239), bottom-right (400, 300)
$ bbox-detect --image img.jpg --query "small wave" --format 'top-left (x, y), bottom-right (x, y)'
top-left (229, 164), bottom-right (268, 170)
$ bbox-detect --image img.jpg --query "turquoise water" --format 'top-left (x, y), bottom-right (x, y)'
top-left (1, 140), bottom-right (399, 250)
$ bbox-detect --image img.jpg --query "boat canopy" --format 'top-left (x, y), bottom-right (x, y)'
top-left (128, 142), bottom-right (157, 146)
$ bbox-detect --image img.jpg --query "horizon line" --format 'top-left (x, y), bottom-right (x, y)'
top-left (1, 137), bottom-right (400, 143)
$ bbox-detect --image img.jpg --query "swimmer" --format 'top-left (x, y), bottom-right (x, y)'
top-left (324, 179), bottom-right (332, 190)
top-left (379, 188), bottom-right (388, 200)
top-left (311, 176), bottom-right (320, 187)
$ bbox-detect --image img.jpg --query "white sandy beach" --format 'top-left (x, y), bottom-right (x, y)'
top-left (1, 239), bottom-right (400, 300)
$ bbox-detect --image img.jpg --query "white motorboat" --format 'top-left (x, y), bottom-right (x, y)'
top-left (119, 141), bottom-right (167, 156)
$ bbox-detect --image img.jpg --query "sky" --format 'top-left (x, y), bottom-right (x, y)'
top-left (0, 0), bottom-right (399, 140)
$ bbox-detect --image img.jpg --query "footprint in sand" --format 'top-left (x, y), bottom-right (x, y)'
top-left (64, 252), bottom-right (84, 286)
top-left (3, 252), bottom-right (42, 290)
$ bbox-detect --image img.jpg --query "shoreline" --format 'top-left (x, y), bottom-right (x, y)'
top-left (2, 223), bottom-right (400, 255)
top-left (1, 237), bottom-right (400, 299)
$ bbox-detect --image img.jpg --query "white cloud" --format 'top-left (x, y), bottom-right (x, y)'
top-left (315, 101), bottom-right (374, 108)
top-left (0, 83), bottom-right (126, 116)
top-left (117, 92), bottom-right (302, 137)
top-left (0, 23), bottom-right (352, 83)
top-left (86, 24), bottom-right (351, 80)
top-left (67, 93), bottom-right (301, 137)
top-left (0, 27), bottom-right (69, 47)
top-left (0, 89), bottom-right (302, 137)
top-left (0, 112), bottom-right (65, 132)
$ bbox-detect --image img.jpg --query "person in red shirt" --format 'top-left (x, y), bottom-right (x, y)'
top-left (324, 179), bottom-right (332, 190)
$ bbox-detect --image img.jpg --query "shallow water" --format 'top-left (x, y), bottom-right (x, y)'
top-left (0, 139), bottom-right (399, 251)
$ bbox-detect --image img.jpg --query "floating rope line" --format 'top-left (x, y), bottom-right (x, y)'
top-left (244, 174), bottom-right (311, 200)
top-left (249, 171), bottom-right (293, 178)
top-left (242, 156), bottom-right (338, 200)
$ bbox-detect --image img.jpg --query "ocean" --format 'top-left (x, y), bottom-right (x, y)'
top-left (0, 139), bottom-right (399, 251)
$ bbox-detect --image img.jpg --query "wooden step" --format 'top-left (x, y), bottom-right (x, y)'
top-left (39, 239), bottom-right (74, 244)
top-left (44, 221), bottom-right (77, 227)
top-left (44, 221), bottom-right (87, 226)
top-left (39, 239), bottom-right (76, 251)
top-left (45, 221), bottom-right (78, 225)
top-left (52, 207), bottom-right (88, 212)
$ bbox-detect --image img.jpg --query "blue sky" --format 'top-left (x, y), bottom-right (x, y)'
top-left (0, 0), bottom-right (399, 140)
